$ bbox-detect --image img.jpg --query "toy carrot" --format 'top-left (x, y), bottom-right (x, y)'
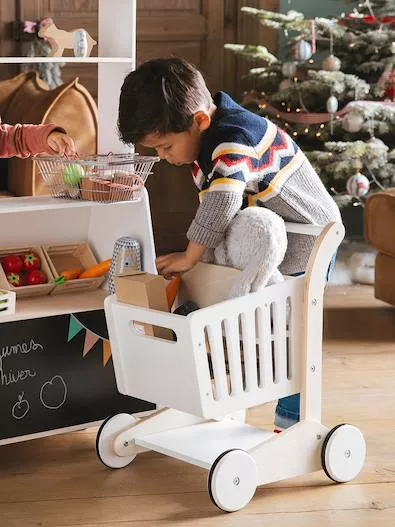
top-left (55, 267), bottom-right (83, 286)
top-left (166, 275), bottom-right (181, 310)
top-left (78, 259), bottom-right (112, 279)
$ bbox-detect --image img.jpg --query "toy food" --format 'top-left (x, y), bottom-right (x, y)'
top-left (63, 163), bottom-right (85, 186)
top-left (54, 268), bottom-right (83, 285)
top-left (1, 255), bottom-right (23, 274)
top-left (78, 259), bottom-right (112, 279)
top-left (7, 272), bottom-right (24, 287)
top-left (166, 276), bottom-right (181, 310)
top-left (25, 269), bottom-right (47, 285)
top-left (21, 252), bottom-right (41, 271)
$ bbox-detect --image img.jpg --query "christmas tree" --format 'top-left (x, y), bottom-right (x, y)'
top-left (225, 0), bottom-right (395, 208)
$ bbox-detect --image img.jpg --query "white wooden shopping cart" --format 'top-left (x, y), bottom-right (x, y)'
top-left (96, 221), bottom-right (366, 512)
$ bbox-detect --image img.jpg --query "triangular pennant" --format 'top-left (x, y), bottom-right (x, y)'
top-left (83, 330), bottom-right (100, 357)
top-left (102, 340), bottom-right (112, 367)
top-left (68, 314), bottom-right (84, 342)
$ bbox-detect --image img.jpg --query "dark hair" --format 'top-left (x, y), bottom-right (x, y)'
top-left (118, 57), bottom-right (212, 144)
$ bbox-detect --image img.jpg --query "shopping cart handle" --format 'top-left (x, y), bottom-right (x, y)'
top-left (285, 222), bottom-right (329, 236)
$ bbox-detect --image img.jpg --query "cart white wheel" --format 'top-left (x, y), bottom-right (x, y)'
top-left (96, 413), bottom-right (137, 469)
top-left (208, 449), bottom-right (258, 512)
top-left (322, 424), bottom-right (366, 483)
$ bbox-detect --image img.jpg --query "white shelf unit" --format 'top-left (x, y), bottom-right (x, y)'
top-left (0, 192), bottom-right (156, 323)
top-left (0, 0), bottom-right (136, 154)
top-left (0, 57), bottom-right (133, 63)
top-left (0, 0), bottom-right (157, 319)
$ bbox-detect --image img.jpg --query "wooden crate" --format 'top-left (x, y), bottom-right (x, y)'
top-left (0, 289), bottom-right (16, 317)
top-left (0, 246), bottom-right (55, 298)
top-left (43, 243), bottom-right (105, 295)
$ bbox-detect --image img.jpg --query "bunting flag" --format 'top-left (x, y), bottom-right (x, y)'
top-left (68, 314), bottom-right (84, 342)
top-left (67, 314), bottom-right (112, 367)
top-left (83, 331), bottom-right (100, 357)
top-left (102, 340), bottom-right (113, 367)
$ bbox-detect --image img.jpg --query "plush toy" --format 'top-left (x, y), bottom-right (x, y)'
top-left (203, 207), bottom-right (288, 298)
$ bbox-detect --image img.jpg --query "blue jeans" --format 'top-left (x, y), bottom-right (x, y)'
top-left (274, 253), bottom-right (337, 429)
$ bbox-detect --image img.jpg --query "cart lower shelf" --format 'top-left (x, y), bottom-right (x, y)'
top-left (136, 419), bottom-right (274, 470)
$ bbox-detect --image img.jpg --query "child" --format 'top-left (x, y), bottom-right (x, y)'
top-left (0, 121), bottom-right (76, 158)
top-left (118, 57), bottom-right (341, 430)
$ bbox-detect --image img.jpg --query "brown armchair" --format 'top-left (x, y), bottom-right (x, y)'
top-left (365, 189), bottom-right (395, 306)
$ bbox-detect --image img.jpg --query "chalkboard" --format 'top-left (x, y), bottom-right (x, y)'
top-left (0, 309), bottom-right (154, 441)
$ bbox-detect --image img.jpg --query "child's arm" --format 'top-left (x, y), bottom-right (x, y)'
top-left (156, 241), bottom-right (207, 278)
top-left (0, 123), bottom-right (76, 158)
top-left (156, 153), bottom-right (247, 277)
top-left (156, 190), bottom-right (243, 277)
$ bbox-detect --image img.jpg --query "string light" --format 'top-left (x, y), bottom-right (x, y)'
top-left (304, 128), bottom-right (309, 133)
top-left (296, 108), bottom-right (301, 113)
top-left (293, 131), bottom-right (298, 137)
top-left (320, 124), bottom-right (325, 129)
top-left (276, 114), bottom-right (280, 118)
top-left (316, 132), bottom-right (321, 137)
top-left (308, 59), bottom-right (314, 64)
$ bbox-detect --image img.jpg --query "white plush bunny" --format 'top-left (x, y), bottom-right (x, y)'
top-left (203, 207), bottom-right (288, 298)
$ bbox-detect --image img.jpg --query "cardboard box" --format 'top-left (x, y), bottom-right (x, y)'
top-left (114, 271), bottom-right (173, 340)
top-left (178, 262), bottom-right (242, 308)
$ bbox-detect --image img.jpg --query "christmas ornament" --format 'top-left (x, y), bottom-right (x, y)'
top-left (322, 55), bottom-right (342, 72)
top-left (346, 173), bottom-right (370, 197)
top-left (281, 61), bottom-right (297, 78)
top-left (279, 79), bottom-right (292, 91)
top-left (342, 111), bottom-right (364, 132)
top-left (293, 40), bottom-right (312, 61)
top-left (326, 95), bottom-right (339, 114)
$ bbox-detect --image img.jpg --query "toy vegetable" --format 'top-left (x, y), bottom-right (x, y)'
top-left (78, 259), bottom-right (112, 279)
top-left (54, 268), bottom-right (83, 285)
top-left (166, 275), bottom-right (181, 310)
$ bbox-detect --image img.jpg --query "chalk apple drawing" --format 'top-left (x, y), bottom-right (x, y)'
top-left (12, 393), bottom-right (30, 420)
top-left (40, 375), bottom-right (67, 409)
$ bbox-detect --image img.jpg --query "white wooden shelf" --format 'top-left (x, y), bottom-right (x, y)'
top-left (0, 57), bottom-right (132, 64)
top-left (0, 195), bottom-right (141, 214)
top-left (0, 289), bottom-right (108, 324)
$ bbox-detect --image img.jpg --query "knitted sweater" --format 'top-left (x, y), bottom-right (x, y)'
top-left (0, 121), bottom-right (62, 158)
top-left (187, 91), bottom-right (341, 275)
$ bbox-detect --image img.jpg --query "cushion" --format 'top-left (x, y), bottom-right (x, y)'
top-left (0, 72), bottom-right (31, 117)
top-left (4, 72), bottom-right (98, 196)
top-left (365, 189), bottom-right (395, 258)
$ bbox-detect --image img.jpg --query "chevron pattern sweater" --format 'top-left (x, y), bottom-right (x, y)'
top-left (187, 91), bottom-right (341, 275)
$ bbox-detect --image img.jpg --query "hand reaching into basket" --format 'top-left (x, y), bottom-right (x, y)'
top-left (47, 131), bottom-right (76, 156)
top-left (156, 242), bottom-right (207, 279)
top-left (0, 120), bottom-right (76, 158)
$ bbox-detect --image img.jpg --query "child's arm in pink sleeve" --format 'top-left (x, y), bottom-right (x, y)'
top-left (0, 123), bottom-right (65, 158)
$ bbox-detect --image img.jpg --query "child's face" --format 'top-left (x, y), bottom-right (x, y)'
top-left (140, 112), bottom-right (211, 166)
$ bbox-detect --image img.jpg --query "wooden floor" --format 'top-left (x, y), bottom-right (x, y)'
top-left (1, 285), bottom-right (394, 526)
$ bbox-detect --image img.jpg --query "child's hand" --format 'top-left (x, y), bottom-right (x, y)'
top-left (156, 251), bottom-right (196, 278)
top-left (47, 131), bottom-right (76, 156)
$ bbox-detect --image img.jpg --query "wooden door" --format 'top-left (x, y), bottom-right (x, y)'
top-left (136, 0), bottom-right (225, 255)
top-left (137, 0), bottom-right (279, 255)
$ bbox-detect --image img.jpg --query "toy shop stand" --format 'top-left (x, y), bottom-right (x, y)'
top-left (0, 0), bottom-right (156, 445)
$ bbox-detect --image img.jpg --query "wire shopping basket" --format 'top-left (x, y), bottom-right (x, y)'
top-left (35, 153), bottom-right (159, 203)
